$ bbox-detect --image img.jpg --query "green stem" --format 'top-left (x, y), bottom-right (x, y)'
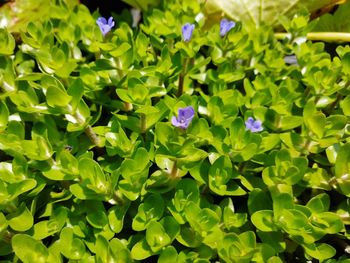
top-left (170, 161), bottom-right (179, 178)
top-left (111, 190), bottom-right (125, 206)
top-left (116, 58), bottom-right (133, 112)
top-left (72, 109), bottom-right (102, 147)
top-left (177, 57), bottom-right (190, 97)
top-left (84, 125), bottom-right (102, 147)
top-left (275, 32), bottom-right (350, 42)
top-left (140, 113), bottom-right (146, 134)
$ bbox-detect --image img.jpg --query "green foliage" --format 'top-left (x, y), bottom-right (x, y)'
top-left (0, 0), bottom-right (350, 262)
top-left (314, 0), bottom-right (350, 32)
top-left (205, 0), bottom-right (332, 28)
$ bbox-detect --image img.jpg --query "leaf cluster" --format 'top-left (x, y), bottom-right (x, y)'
top-left (0, 0), bottom-right (350, 262)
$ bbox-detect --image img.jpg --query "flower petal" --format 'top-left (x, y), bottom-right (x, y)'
top-left (108, 16), bottom-right (115, 27)
top-left (220, 18), bottom-right (235, 37)
top-left (182, 23), bottom-right (195, 42)
top-left (178, 106), bottom-right (195, 120)
top-left (171, 116), bottom-right (181, 127)
top-left (97, 17), bottom-right (107, 25)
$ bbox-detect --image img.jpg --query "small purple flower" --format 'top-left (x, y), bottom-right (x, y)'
top-left (220, 19), bottom-right (236, 37)
top-left (284, 55), bottom-right (298, 65)
top-left (245, 117), bottom-right (263, 133)
top-left (96, 16), bottom-right (115, 36)
top-left (182, 23), bottom-right (195, 42)
top-left (171, 106), bottom-right (195, 129)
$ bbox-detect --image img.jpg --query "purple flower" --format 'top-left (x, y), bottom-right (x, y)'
top-left (220, 19), bottom-right (236, 37)
top-left (171, 106), bottom-right (195, 129)
top-left (245, 117), bottom-right (263, 133)
top-left (284, 55), bottom-right (298, 65)
top-left (96, 16), bottom-right (115, 36)
top-left (182, 23), bottom-right (195, 42)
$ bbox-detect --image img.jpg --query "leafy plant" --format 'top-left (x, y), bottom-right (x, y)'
top-left (0, 0), bottom-right (350, 262)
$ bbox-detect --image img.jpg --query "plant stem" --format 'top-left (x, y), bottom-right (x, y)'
top-left (177, 57), bottom-right (190, 97)
top-left (170, 161), bottom-right (179, 178)
top-left (84, 125), bottom-right (102, 147)
top-left (72, 108), bottom-right (102, 147)
top-left (275, 32), bottom-right (350, 43)
top-left (111, 190), bottom-right (125, 206)
top-left (116, 58), bottom-right (133, 112)
top-left (140, 113), bottom-right (146, 134)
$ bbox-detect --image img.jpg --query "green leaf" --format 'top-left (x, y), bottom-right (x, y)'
top-left (303, 243), bottom-right (336, 261)
top-left (335, 143), bottom-right (350, 196)
top-left (251, 210), bottom-right (277, 232)
top-left (67, 78), bottom-right (84, 110)
top-left (259, 134), bottom-right (280, 153)
top-left (110, 42), bottom-right (132, 57)
top-left (46, 85), bottom-right (72, 108)
top-left (222, 198), bottom-right (247, 229)
top-left (86, 202), bottom-right (108, 229)
top-left (341, 94), bottom-right (350, 115)
top-left (176, 225), bottom-right (203, 248)
top-left (7, 179), bottom-right (37, 201)
top-left (12, 234), bottom-right (49, 263)
top-left (32, 207), bottom-right (68, 240)
top-left (0, 28), bottom-right (15, 55)
top-left (314, 1), bottom-right (350, 32)
top-left (306, 193), bottom-right (330, 214)
top-left (168, 178), bottom-right (200, 224)
top-left (267, 256), bottom-right (284, 263)
top-left (248, 190), bottom-right (273, 215)
top-left (7, 203), bottom-right (33, 231)
top-left (145, 170), bottom-right (180, 194)
top-left (132, 193), bottom-right (164, 231)
top-left (257, 231), bottom-right (286, 253)
top-left (279, 116), bottom-right (304, 131)
top-left (158, 246), bottom-right (178, 263)
top-left (78, 158), bottom-right (111, 195)
top-left (109, 238), bottom-right (133, 262)
top-left (310, 212), bottom-right (344, 234)
top-left (0, 212), bottom-right (7, 233)
top-left (184, 202), bottom-right (220, 233)
top-left (0, 100), bottom-right (9, 132)
top-left (217, 232), bottom-right (256, 262)
top-left (205, 0), bottom-right (331, 27)
top-left (58, 227), bottom-right (86, 260)
top-left (208, 155), bottom-right (246, 196)
top-left (131, 238), bottom-right (153, 260)
top-left (278, 209), bottom-right (308, 230)
top-left (108, 201), bottom-right (130, 234)
top-left (95, 235), bottom-right (109, 263)
top-left (0, 239), bottom-right (12, 256)
top-left (272, 192), bottom-right (294, 219)
top-left (160, 216), bottom-right (180, 241)
top-left (146, 221), bottom-right (171, 252)
top-left (118, 148), bottom-right (150, 200)
top-left (94, 59), bottom-right (116, 71)
top-left (305, 112), bottom-right (326, 139)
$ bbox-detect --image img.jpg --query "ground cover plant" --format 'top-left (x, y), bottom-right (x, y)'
top-left (1, 0), bottom-right (350, 262)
